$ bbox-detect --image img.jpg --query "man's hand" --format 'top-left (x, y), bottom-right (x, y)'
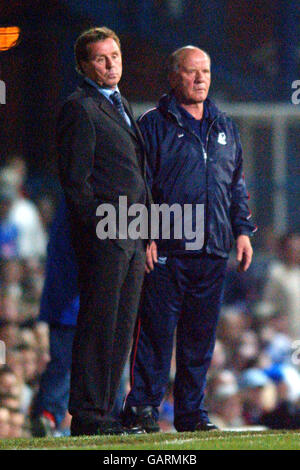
top-left (236, 235), bottom-right (253, 272)
top-left (145, 241), bottom-right (158, 273)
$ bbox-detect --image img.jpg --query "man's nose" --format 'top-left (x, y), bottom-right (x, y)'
top-left (106, 57), bottom-right (113, 68)
top-left (195, 70), bottom-right (203, 81)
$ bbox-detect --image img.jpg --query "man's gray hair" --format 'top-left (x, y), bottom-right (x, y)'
top-left (167, 45), bottom-right (211, 74)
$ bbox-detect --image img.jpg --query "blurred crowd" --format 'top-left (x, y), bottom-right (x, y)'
top-left (0, 156), bottom-right (53, 438)
top-left (0, 156), bottom-right (300, 438)
top-left (161, 230), bottom-right (300, 431)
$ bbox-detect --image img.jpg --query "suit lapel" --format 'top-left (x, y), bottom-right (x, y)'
top-left (99, 95), bottom-right (139, 139)
top-left (122, 99), bottom-right (148, 173)
top-left (81, 81), bottom-right (138, 141)
top-left (80, 81), bottom-right (147, 174)
top-left (122, 100), bottom-right (146, 147)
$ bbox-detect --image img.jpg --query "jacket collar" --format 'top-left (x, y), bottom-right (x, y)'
top-left (79, 79), bottom-right (140, 141)
top-left (158, 91), bottom-right (223, 127)
top-left (78, 80), bottom-right (147, 172)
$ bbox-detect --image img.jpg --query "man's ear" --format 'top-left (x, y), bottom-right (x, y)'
top-left (80, 61), bottom-right (88, 75)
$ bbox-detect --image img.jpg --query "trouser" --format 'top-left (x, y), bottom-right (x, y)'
top-left (32, 324), bottom-right (76, 427)
top-left (125, 253), bottom-right (227, 430)
top-left (69, 234), bottom-right (146, 423)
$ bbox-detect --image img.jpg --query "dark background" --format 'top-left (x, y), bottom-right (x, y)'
top-left (0, 0), bottom-right (299, 232)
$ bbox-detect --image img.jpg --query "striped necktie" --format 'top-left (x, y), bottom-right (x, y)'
top-left (111, 91), bottom-right (128, 122)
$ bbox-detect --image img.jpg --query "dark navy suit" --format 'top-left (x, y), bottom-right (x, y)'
top-left (57, 80), bottom-right (150, 424)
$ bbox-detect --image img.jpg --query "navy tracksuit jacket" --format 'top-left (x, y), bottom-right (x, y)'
top-left (125, 93), bottom-right (256, 429)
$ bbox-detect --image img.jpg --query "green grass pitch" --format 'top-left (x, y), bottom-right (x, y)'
top-left (1, 430), bottom-right (300, 450)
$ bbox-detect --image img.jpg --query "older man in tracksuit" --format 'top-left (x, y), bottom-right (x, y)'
top-left (122, 46), bottom-right (257, 432)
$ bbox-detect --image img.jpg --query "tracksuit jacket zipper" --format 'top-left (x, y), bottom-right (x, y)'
top-left (168, 110), bottom-right (219, 251)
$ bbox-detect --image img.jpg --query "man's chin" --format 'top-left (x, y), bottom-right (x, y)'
top-left (187, 96), bottom-right (206, 104)
top-left (96, 79), bottom-right (120, 89)
top-left (194, 91), bottom-right (207, 101)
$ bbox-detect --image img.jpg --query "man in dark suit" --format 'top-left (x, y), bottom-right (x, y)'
top-left (56, 27), bottom-right (150, 436)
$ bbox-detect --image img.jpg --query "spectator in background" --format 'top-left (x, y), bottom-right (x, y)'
top-left (261, 232), bottom-right (300, 340)
top-left (260, 326), bottom-right (300, 405)
top-left (0, 366), bottom-right (20, 397)
top-left (0, 156), bottom-right (47, 259)
top-left (205, 367), bottom-right (238, 427)
top-left (250, 226), bottom-right (278, 291)
top-left (238, 368), bottom-right (276, 425)
top-left (0, 259), bottom-right (23, 324)
top-left (0, 365), bottom-right (28, 437)
top-left (260, 370), bottom-right (300, 429)
top-left (233, 330), bottom-right (261, 373)
top-left (0, 393), bottom-right (21, 412)
top-left (0, 407), bottom-right (10, 438)
top-left (0, 258), bottom-right (42, 327)
top-left (217, 306), bottom-right (251, 369)
top-left (17, 344), bottom-right (39, 389)
top-left (208, 381), bottom-right (244, 429)
top-left (6, 349), bottom-right (36, 416)
top-left (0, 246), bottom-right (50, 430)
top-left (30, 197), bottom-right (78, 437)
top-left (0, 187), bottom-right (18, 260)
top-left (0, 322), bottom-right (20, 350)
top-left (223, 253), bottom-right (258, 309)
top-left (209, 339), bottom-right (227, 373)
top-left (8, 409), bottom-right (26, 437)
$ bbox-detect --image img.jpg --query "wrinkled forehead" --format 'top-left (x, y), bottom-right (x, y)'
top-left (86, 38), bottom-right (121, 57)
top-left (178, 48), bottom-right (211, 69)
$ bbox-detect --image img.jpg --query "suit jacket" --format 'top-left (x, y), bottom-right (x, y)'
top-left (56, 80), bottom-right (151, 249)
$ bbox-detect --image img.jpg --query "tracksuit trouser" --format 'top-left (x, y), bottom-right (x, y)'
top-left (125, 253), bottom-right (227, 430)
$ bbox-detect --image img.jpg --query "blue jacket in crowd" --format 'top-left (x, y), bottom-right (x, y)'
top-left (39, 197), bottom-right (79, 326)
top-left (138, 93), bottom-right (257, 257)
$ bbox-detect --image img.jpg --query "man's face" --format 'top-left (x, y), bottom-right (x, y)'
top-left (170, 49), bottom-right (211, 104)
top-left (81, 38), bottom-right (122, 88)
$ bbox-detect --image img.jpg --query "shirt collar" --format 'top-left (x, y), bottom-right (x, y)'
top-left (160, 91), bottom-right (217, 127)
top-left (84, 77), bottom-right (132, 127)
top-left (84, 77), bottom-right (120, 101)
